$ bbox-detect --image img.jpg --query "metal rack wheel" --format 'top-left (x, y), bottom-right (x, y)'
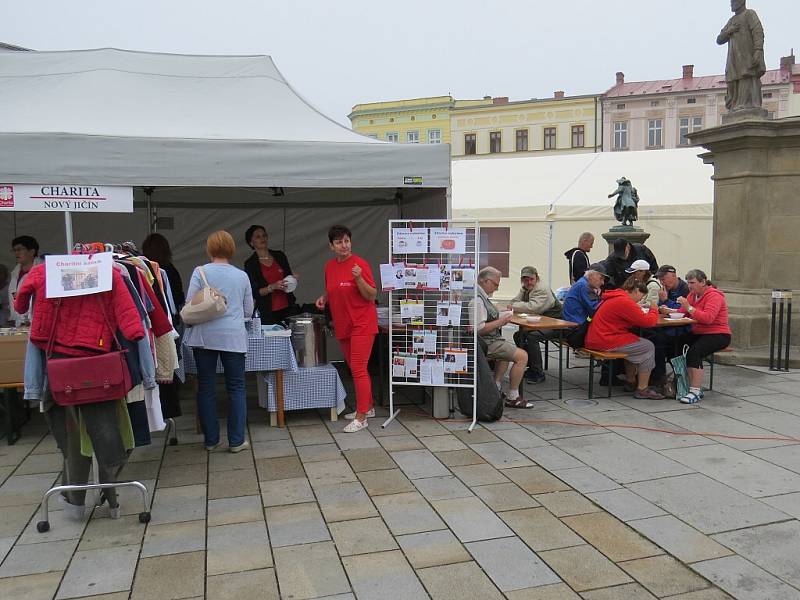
top-left (36, 521), bottom-right (50, 533)
top-left (138, 511), bottom-right (151, 523)
top-left (169, 437), bottom-right (178, 446)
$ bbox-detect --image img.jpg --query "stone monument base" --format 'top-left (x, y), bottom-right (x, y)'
top-left (601, 228), bottom-right (650, 256)
top-left (690, 117), bottom-right (800, 363)
top-left (721, 107), bottom-right (769, 124)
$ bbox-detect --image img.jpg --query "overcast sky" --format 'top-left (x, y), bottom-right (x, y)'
top-left (3, 1), bottom-right (797, 124)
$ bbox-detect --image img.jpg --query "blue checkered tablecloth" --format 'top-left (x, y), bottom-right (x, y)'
top-left (262, 363), bottom-right (347, 412)
top-left (178, 335), bottom-right (298, 379)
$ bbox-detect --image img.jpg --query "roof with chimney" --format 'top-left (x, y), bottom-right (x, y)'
top-left (605, 66), bottom-right (792, 98)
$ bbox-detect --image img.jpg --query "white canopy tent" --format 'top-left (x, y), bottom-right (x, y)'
top-left (0, 49), bottom-right (450, 298)
top-left (451, 148), bottom-right (714, 292)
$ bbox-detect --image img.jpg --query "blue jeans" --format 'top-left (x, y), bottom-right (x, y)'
top-left (192, 348), bottom-right (247, 447)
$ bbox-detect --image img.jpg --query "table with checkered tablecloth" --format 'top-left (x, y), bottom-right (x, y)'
top-left (177, 334), bottom-right (300, 426)
top-left (262, 363), bottom-right (347, 422)
top-left (177, 335), bottom-right (298, 380)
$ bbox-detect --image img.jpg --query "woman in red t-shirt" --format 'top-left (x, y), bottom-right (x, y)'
top-left (315, 225), bottom-right (378, 432)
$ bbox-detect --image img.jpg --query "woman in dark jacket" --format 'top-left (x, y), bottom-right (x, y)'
top-left (243, 225), bottom-right (299, 324)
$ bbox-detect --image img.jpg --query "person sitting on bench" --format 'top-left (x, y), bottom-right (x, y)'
top-left (474, 267), bottom-right (534, 408)
top-left (661, 269), bottom-right (731, 405)
top-left (585, 279), bottom-right (664, 400)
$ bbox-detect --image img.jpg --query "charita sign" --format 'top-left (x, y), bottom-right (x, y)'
top-left (0, 184), bottom-right (133, 213)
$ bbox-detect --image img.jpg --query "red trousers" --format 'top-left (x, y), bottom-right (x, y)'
top-left (338, 334), bottom-right (375, 414)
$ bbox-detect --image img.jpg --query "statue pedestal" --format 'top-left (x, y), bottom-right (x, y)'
top-left (722, 107), bottom-right (769, 125)
top-left (689, 117), bottom-right (800, 366)
top-left (601, 227), bottom-right (650, 255)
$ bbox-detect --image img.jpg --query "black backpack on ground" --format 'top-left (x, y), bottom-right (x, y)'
top-left (457, 340), bottom-right (503, 422)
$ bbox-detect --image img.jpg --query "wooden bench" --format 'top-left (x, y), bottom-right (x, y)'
top-left (0, 383), bottom-right (27, 445)
top-left (582, 350), bottom-right (629, 399)
top-left (705, 347), bottom-right (733, 391)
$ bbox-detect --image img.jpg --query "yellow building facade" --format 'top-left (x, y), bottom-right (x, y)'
top-left (348, 96), bottom-right (492, 146)
top-left (450, 94), bottom-right (602, 158)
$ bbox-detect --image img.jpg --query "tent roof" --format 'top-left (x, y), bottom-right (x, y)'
top-left (451, 148), bottom-right (713, 216)
top-left (0, 48), bottom-right (449, 188)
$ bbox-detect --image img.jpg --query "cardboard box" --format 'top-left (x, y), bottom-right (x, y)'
top-left (0, 334), bottom-right (27, 385)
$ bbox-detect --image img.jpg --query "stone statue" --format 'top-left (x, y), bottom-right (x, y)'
top-left (717, 0), bottom-right (767, 114)
top-left (609, 177), bottom-right (639, 227)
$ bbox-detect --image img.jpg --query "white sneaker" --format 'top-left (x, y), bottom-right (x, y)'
top-left (229, 440), bottom-right (250, 453)
top-left (58, 495), bottom-right (87, 521)
top-left (343, 418), bottom-right (369, 433)
top-left (345, 408), bottom-right (376, 420)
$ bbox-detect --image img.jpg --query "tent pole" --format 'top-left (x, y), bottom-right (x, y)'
top-left (64, 212), bottom-right (73, 252)
top-left (547, 221), bottom-right (554, 290)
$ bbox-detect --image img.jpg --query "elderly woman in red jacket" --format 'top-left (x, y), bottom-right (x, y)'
top-left (585, 278), bottom-right (664, 400)
top-left (662, 269), bottom-right (731, 405)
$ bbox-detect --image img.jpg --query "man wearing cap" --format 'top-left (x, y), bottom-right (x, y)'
top-left (655, 265), bottom-right (689, 310)
top-left (510, 266), bottom-right (563, 383)
top-left (625, 259), bottom-right (662, 306)
top-left (563, 264), bottom-right (608, 325)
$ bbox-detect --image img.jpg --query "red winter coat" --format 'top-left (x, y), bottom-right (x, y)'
top-left (585, 289), bottom-right (658, 351)
top-left (14, 264), bottom-right (145, 357)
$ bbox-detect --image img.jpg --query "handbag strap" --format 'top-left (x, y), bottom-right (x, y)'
top-left (46, 299), bottom-right (62, 359)
top-left (96, 294), bottom-right (124, 352)
top-left (198, 266), bottom-right (210, 288)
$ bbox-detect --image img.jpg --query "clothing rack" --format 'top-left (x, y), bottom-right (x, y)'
top-left (33, 242), bottom-right (180, 532)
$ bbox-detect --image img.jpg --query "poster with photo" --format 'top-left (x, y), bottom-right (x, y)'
top-left (443, 348), bottom-right (468, 374)
top-left (412, 331), bottom-right (426, 353)
top-left (392, 228), bottom-right (428, 254)
top-left (429, 228), bottom-right (467, 254)
top-left (380, 263), bottom-right (405, 291)
top-left (45, 253), bottom-right (113, 298)
top-left (392, 354), bottom-right (407, 378)
top-left (400, 300), bottom-right (425, 325)
top-left (436, 302), bottom-right (462, 327)
top-left (450, 267), bottom-right (475, 290)
top-left (403, 267), bottom-right (419, 289)
top-left (404, 355), bottom-right (419, 379)
top-left (423, 331), bottom-right (437, 353)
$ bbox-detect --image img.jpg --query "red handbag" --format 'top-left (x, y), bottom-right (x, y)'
top-left (45, 296), bottom-right (132, 406)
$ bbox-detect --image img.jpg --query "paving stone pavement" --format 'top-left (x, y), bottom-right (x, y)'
top-left (1, 363), bottom-right (800, 598)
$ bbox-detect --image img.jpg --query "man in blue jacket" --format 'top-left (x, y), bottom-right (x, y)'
top-left (563, 264), bottom-right (609, 324)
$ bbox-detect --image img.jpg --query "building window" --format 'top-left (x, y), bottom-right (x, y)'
top-left (543, 127), bottom-right (557, 150)
top-left (489, 131), bottom-right (502, 153)
top-left (464, 133), bottom-right (477, 155)
top-left (763, 92), bottom-right (773, 99)
top-left (571, 125), bottom-right (585, 148)
top-left (515, 129), bottom-right (528, 152)
top-left (479, 227), bottom-right (510, 277)
top-left (647, 119), bottom-right (663, 148)
top-left (650, 101), bottom-right (660, 107)
top-left (687, 97), bottom-right (697, 104)
top-left (428, 129), bottom-right (441, 144)
top-left (613, 121), bottom-right (628, 150)
top-left (386, 132), bottom-right (399, 143)
top-left (616, 103), bottom-right (626, 109)
top-left (407, 130), bottom-right (420, 144)
top-left (679, 116), bottom-right (703, 145)
top-left (410, 116), bottom-right (416, 121)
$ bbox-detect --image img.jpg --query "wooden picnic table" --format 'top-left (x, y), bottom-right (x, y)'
top-left (509, 315), bottom-right (578, 399)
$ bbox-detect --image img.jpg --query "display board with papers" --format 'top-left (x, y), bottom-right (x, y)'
top-left (384, 220), bottom-right (479, 429)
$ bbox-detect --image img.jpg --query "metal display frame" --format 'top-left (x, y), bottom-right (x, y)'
top-left (384, 220), bottom-right (479, 432)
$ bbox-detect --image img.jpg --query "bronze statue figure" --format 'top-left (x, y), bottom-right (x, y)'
top-left (717, 0), bottom-right (766, 113)
top-left (609, 177), bottom-right (639, 227)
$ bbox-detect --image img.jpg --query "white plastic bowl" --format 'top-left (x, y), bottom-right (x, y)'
top-left (526, 316), bottom-right (542, 323)
top-left (669, 312), bottom-right (684, 320)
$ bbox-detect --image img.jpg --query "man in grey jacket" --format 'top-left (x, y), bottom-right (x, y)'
top-left (510, 266), bottom-right (563, 383)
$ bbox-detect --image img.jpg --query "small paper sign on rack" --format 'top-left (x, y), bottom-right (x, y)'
top-left (392, 228), bottom-right (428, 254)
top-left (430, 228), bottom-right (467, 254)
top-left (380, 263), bottom-right (405, 290)
top-left (45, 253), bottom-right (113, 298)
